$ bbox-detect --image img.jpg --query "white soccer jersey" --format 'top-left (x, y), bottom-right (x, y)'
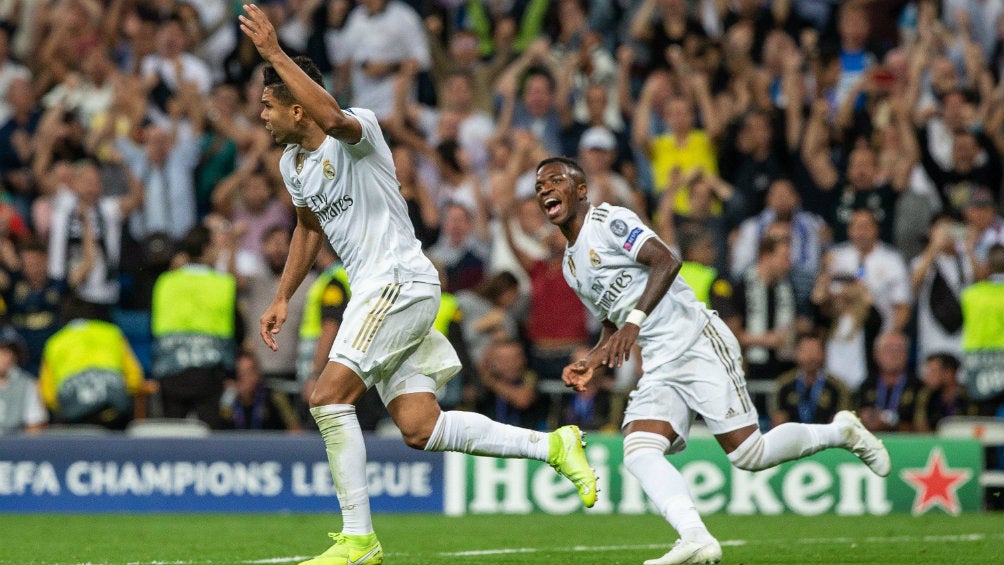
top-left (280, 108), bottom-right (438, 291)
top-left (563, 204), bottom-right (710, 369)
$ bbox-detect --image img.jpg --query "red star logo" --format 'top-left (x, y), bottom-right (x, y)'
top-left (899, 448), bottom-right (972, 515)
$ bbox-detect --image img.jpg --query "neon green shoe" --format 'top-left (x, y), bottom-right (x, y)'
top-left (299, 532), bottom-right (383, 565)
top-left (547, 425), bottom-right (597, 508)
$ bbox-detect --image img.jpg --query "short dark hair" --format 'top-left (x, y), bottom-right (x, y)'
top-left (536, 156), bottom-right (586, 187)
top-left (925, 352), bottom-right (960, 373)
top-left (262, 56), bottom-right (325, 106)
top-left (180, 225), bottom-right (212, 260)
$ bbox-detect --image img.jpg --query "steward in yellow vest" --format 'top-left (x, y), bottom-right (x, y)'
top-left (39, 298), bottom-right (145, 429)
top-left (150, 226), bottom-right (238, 429)
top-left (960, 244), bottom-right (1004, 406)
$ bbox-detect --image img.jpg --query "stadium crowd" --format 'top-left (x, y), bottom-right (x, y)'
top-left (0, 0), bottom-right (1003, 439)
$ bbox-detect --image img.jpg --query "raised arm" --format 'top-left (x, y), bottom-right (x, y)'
top-left (239, 4), bottom-right (361, 143)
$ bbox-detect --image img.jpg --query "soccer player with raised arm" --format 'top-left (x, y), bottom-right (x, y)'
top-left (536, 157), bottom-right (891, 565)
top-left (238, 7), bottom-right (596, 565)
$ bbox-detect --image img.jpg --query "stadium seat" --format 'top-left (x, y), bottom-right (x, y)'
top-left (112, 309), bottom-right (153, 375)
top-left (125, 418), bottom-right (211, 438)
top-left (936, 416), bottom-right (1004, 488)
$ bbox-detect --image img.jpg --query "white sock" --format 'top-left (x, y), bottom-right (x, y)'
top-left (623, 432), bottom-right (711, 541)
top-left (423, 411), bottom-right (549, 460)
top-left (729, 423), bottom-right (843, 471)
top-left (311, 404), bottom-right (373, 535)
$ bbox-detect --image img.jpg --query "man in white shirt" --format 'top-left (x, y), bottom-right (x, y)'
top-left (339, 0), bottom-right (429, 120)
top-left (827, 209), bottom-right (912, 333)
top-left (238, 7), bottom-right (595, 565)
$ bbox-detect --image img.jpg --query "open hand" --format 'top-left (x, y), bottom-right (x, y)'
top-left (239, 4), bottom-right (282, 62)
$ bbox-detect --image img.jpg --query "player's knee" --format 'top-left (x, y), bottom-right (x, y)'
top-left (399, 425), bottom-right (432, 450)
top-left (622, 431), bottom-right (670, 469)
top-left (727, 430), bottom-right (766, 471)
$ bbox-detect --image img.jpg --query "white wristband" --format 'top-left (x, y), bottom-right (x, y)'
top-left (625, 309), bottom-right (647, 327)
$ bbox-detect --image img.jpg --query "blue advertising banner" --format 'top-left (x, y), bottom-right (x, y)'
top-left (0, 435), bottom-right (443, 513)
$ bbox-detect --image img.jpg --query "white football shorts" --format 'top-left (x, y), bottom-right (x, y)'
top-left (329, 281), bottom-right (461, 404)
top-left (622, 314), bottom-right (758, 453)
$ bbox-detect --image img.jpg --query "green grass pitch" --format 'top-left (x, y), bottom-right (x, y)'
top-left (1, 513), bottom-right (1001, 565)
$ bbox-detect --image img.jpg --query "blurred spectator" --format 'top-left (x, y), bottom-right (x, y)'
top-left (577, 126), bottom-right (645, 214)
top-left (494, 39), bottom-right (567, 156)
top-left (670, 228), bottom-right (721, 309)
top-left (959, 243), bottom-right (1004, 414)
top-left (918, 120), bottom-right (1003, 217)
top-left (428, 202), bottom-right (489, 293)
top-left (117, 88), bottom-right (202, 241)
top-left (141, 14), bottom-right (213, 117)
top-left (910, 216), bottom-right (975, 367)
top-left (458, 0), bottom-right (548, 57)
top-left (193, 83), bottom-right (242, 217)
top-left (40, 43), bottom-right (118, 128)
top-left (0, 24), bottom-right (30, 126)
top-left (730, 178), bottom-right (828, 279)
top-left (0, 76), bottom-right (40, 212)
top-left (211, 156), bottom-right (294, 277)
top-left (150, 225), bottom-right (239, 429)
top-left (832, 2), bottom-right (878, 110)
top-left (655, 167), bottom-right (738, 275)
top-left (243, 226), bottom-right (313, 384)
top-left (455, 270), bottom-right (522, 367)
top-left (0, 240), bottom-right (65, 375)
top-left (39, 297), bottom-right (148, 430)
top-left (857, 331), bottom-right (921, 432)
top-left (426, 22), bottom-right (513, 117)
top-left (965, 187), bottom-right (1004, 280)
top-left (718, 109), bottom-right (791, 216)
top-left (803, 141), bottom-right (905, 244)
top-left (772, 332), bottom-right (851, 427)
top-left (340, 0), bottom-right (430, 120)
top-left (628, 0), bottom-right (708, 74)
top-left (222, 350), bottom-right (301, 431)
top-left (47, 159), bottom-right (143, 316)
top-left (432, 139), bottom-right (489, 235)
top-left (914, 352), bottom-right (976, 432)
top-left (391, 143), bottom-right (440, 248)
top-left (474, 338), bottom-right (547, 430)
top-left (633, 71), bottom-right (720, 217)
top-left (0, 325), bottom-right (47, 436)
top-left (826, 209), bottom-right (912, 333)
top-left (812, 270), bottom-right (883, 393)
top-left (713, 234), bottom-right (806, 383)
top-left (561, 80), bottom-right (634, 177)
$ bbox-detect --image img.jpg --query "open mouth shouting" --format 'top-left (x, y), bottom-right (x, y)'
top-left (542, 196), bottom-right (564, 220)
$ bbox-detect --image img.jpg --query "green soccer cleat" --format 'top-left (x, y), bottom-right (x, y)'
top-left (547, 425), bottom-right (597, 508)
top-left (299, 532), bottom-right (383, 565)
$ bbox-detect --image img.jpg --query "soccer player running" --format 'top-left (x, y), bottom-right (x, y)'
top-left (238, 7), bottom-right (596, 565)
top-left (538, 157), bottom-right (891, 565)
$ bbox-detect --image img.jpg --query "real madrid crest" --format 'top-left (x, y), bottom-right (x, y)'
top-left (589, 249), bottom-right (601, 267)
top-left (323, 160), bottom-right (336, 180)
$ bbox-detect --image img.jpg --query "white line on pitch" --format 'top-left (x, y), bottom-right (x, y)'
top-left (46, 532), bottom-right (1003, 565)
top-left (437, 532), bottom-right (996, 557)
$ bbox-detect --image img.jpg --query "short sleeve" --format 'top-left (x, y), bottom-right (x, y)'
top-left (341, 108), bottom-right (379, 159)
top-left (601, 206), bottom-right (657, 261)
